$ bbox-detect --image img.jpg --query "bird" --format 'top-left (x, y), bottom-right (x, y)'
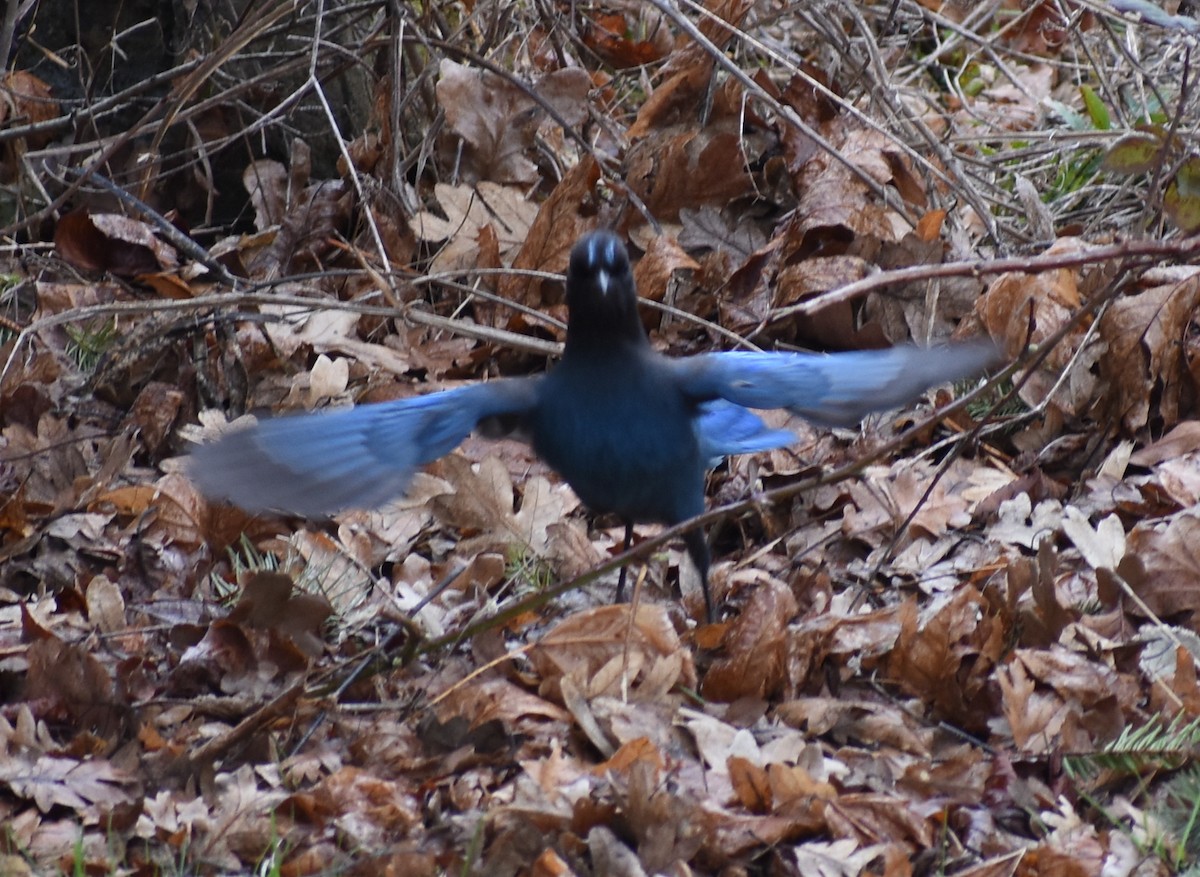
top-left (189, 230), bottom-right (999, 621)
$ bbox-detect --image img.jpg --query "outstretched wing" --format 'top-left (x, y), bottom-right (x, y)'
top-left (677, 341), bottom-right (1000, 428)
top-left (189, 379), bottom-right (540, 514)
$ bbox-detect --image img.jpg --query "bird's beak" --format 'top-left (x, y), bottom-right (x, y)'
top-left (596, 269), bottom-right (610, 296)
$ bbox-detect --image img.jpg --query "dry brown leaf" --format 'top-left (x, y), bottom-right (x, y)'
top-left (530, 604), bottom-right (697, 695)
top-left (291, 308), bottom-right (410, 376)
top-left (632, 234), bottom-right (700, 306)
top-left (530, 847), bottom-right (577, 877)
top-left (144, 472), bottom-right (209, 551)
top-left (543, 518), bottom-right (605, 581)
top-left (768, 762), bottom-right (838, 813)
top-left (1126, 512), bottom-right (1200, 620)
top-left (172, 619), bottom-right (259, 695)
top-left (1143, 452), bottom-right (1200, 509)
top-left (129, 381), bottom-right (185, 456)
top-left (410, 181), bottom-right (538, 275)
top-left (0, 71), bottom-right (59, 148)
top-left (434, 676), bottom-right (571, 727)
top-left (241, 158), bottom-right (351, 275)
top-left (137, 270), bottom-right (198, 299)
top-left (677, 205), bottom-right (768, 260)
top-left (842, 458), bottom-right (978, 549)
top-left (886, 587), bottom-right (1000, 729)
top-left (289, 529), bottom-right (374, 617)
top-left (436, 60), bottom-right (590, 185)
top-left (54, 211), bottom-right (178, 276)
top-left (774, 255), bottom-right (872, 312)
top-left (23, 638), bottom-right (123, 738)
top-left (499, 155), bottom-right (601, 308)
top-left (314, 767), bottom-right (422, 844)
top-left (627, 128), bottom-right (756, 222)
top-left (228, 570), bottom-right (332, 658)
top-left (997, 648), bottom-right (1136, 753)
top-left (728, 756), bottom-right (772, 813)
top-left (776, 697), bottom-right (932, 756)
top-left (0, 754), bottom-right (139, 815)
top-left (1130, 421), bottom-right (1200, 466)
top-left (866, 234), bottom-right (985, 343)
top-left (84, 575), bottom-right (125, 634)
top-left (243, 159), bottom-right (288, 230)
top-left (1098, 275), bottom-right (1200, 432)
top-left (429, 454), bottom-right (575, 562)
top-left (702, 575), bottom-right (797, 701)
top-left (828, 794), bottom-right (934, 847)
top-left (976, 245), bottom-right (1098, 419)
top-left (580, 5), bottom-right (674, 68)
top-left (791, 127), bottom-right (903, 244)
top-left (626, 60), bottom-right (712, 142)
top-left (704, 809), bottom-right (824, 857)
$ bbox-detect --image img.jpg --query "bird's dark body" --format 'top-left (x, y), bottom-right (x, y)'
top-left (189, 228), bottom-right (1000, 620)
top-left (531, 345), bottom-right (704, 526)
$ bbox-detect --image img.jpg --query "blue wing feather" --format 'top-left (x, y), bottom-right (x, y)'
top-left (694, 400), bottom-right (795, 466)
top-left (189, 380), bottom-right (539, 515)
top-left (677, 342), bottom-right (999, 428)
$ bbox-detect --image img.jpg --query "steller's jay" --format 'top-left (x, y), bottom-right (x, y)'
top-left (190, 230), bottom-right (999, 620)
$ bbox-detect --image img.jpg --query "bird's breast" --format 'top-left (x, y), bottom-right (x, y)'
top-left (530, 362), bottom-right (705, 524)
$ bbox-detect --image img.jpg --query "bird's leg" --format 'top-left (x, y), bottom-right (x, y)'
top-left (683, 528), bottom-right (714, 623)
top-left (615, 519), bottom-right (634, 602)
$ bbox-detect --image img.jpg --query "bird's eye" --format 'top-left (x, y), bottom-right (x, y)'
top-left (588, 234), bottom-right (620, 271)
top-left (571, 230), bottom-right (627, 279)
top-left (603, 236), bottom-right (618, 267)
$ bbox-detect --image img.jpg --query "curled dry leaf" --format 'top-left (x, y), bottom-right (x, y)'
top-left (0, 71), bottom-right (58, 140)
top-left (243, 159), bottom-right (288, 231)
top-left (85, 574), bottom-right (125, 634)
top-left (227, 570), bottom-right (333, 658)
top-left (702, 575), bottom-right (797, 702)
top-left (24, 637), bottom-right (122, 737)
top-left (54, 211), bottom-right (179, 277)
top-left (631, 234), bottom-right (699, 307)
top-left (432, 675), bottom-right (571, 729)
top-left (791, 127), bottom-right (906, 243)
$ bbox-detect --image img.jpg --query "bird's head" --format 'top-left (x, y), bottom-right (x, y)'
top-left (564, 230), bottom-right (646, 348)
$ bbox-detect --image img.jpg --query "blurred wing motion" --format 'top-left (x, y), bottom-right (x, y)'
top-left (189, 379), bottom-right (539, 515)
top-left (694, 400), bottom-right (795, 466)
top-left (678, 341), bottom-right (1001, 428)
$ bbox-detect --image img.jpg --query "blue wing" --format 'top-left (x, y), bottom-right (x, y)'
top-left (189, 379), bottom-right (539, 514)
top-left (694, 400), bottom-right (795, 466)
top-left (677, 341), bottom-right (999, 428)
